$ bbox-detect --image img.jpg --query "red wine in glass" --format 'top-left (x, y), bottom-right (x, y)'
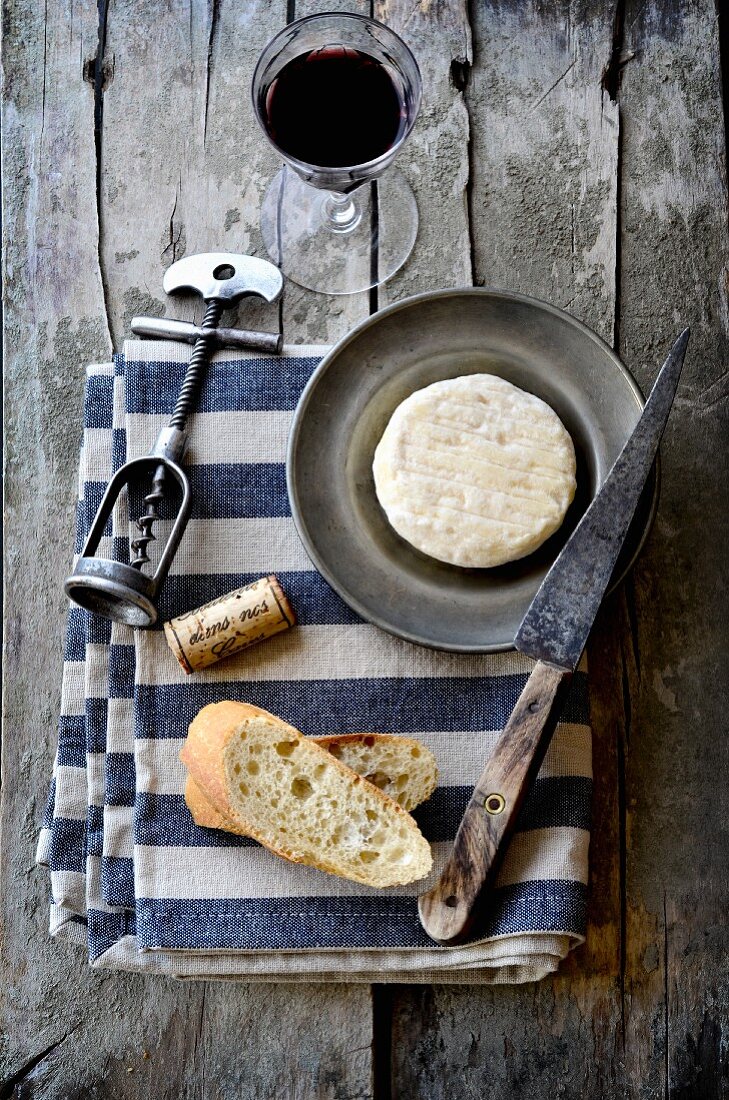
top-left (252, 12), bottom-right (422, 294)
top-left (263, 46), bottom-right (406, 169)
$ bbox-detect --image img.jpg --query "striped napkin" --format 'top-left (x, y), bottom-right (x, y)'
top-left (37, 341), bottom-right (592, 983)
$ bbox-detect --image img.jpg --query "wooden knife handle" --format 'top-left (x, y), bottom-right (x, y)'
top-left (418, 660), bottom-right (573, 945)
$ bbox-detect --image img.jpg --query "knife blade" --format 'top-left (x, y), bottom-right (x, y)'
top-left (418, 328), bottom-right (690, 944)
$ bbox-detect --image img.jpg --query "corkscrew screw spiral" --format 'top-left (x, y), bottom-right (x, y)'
top-left (131, 463), bottom-right (167, 568)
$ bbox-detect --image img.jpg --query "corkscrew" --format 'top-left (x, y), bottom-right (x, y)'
top-left (64, 252), bottom-right (284, 628)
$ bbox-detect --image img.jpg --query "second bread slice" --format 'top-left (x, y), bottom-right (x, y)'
top-left (185, 731), bottom-right (438, 832)
top-left (180, 702), bottom-right (433, 887)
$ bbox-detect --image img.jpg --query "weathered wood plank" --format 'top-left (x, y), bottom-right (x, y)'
top-left (2, 981), bottom-right (376, 1100)
top-left (618, 2), bottom-right (729, 1095)
top-left (98, 0), bottom-right (282, 341)
top-left (1, 0), bottom-right (115, 1083)
top-left (471, 0), bottom-right (620, 970)
top-left (390, 1), bottom-right (729, 1097)
top-left (1, 2), bottom-right (376, 1097)
top-left (98, 0), bottom-right (367, 346)
top-left (389, 2), bottom-right (628, 1095)
top-left (194, 981), bottom-right (375, 1100)
top-left (468, 0), bottom-right (619, 344)
top-left (375, 0), bottom-right (473, 302)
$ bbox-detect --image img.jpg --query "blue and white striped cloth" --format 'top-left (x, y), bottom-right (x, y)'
top-left (37, 341), bottom-right (592, 983)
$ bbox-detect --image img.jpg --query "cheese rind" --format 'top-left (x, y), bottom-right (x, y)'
top-left (372, 374), bottom-right (577, 568)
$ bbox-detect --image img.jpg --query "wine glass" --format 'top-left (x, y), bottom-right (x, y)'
top-left (251, 12), bottom-right (422, 296)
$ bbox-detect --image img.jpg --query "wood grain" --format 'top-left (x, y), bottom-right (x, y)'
top-left (419, 661), bottom-right (572, 944)
top-left (617, 2), bottom-right (729, 1094)
top-left (1, 2), bottom-right (374, 1097)
top-left (374, 0), bottom-right (473, 303)
top-left (98, 0), bottom-right (283, 343)
top-left (2, 0), bottom-right (727, 1096)
top-left (468, 0), bottom-right (619, 343)
top-left (389, 2), bottom-right (728, 1098)
top-left (391, 4), bottom-right (625, 1087)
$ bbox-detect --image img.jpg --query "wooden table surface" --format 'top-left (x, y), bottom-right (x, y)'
top-left (2, 1), bottom-right (728, 1096)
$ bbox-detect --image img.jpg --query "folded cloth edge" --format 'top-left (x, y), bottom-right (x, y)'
top-left (38, 345), bottom-right (592, 983)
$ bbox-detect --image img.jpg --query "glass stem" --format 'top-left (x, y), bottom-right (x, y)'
top-left (323, 190), bottom-right (362, 233)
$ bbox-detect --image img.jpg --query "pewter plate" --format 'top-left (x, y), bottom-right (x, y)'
top-left (287, 289), bottom-right (657, 652)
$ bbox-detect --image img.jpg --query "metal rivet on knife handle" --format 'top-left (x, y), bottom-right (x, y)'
top-left (484, 794), bottom-right (505, 815)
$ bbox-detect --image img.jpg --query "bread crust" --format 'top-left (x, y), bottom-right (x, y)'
top-left (180, 701), bottom-right (286, 816)
top-left (179, 702), bottom-right (432, 884)
top-left (184, 774), bottom-right (238, 832)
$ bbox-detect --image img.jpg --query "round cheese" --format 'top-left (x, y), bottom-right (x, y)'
top-left (372, 374), bottom-right (576, 568)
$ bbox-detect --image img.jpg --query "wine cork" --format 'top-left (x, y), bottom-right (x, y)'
top-left (163, 575), bottom-right (296, 674)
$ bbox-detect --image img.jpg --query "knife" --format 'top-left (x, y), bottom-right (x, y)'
top-left (418, 329), bottom-right (690, 945)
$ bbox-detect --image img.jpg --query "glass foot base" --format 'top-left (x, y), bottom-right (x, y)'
top-left (260, 167), bottom-right (418, 296)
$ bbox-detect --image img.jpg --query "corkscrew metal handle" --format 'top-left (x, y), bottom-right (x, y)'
top-left (64, 252), bottom-right (284, 628)
top-left (65, 454), bottom-right (192, 627)
top-left (131, 316), bottom-right (283, 355)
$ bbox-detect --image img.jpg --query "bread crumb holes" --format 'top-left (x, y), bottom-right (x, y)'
top-left (291, 776), bottom-right (314, 800)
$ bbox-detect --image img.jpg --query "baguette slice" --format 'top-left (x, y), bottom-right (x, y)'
top-left (185, 731), bottom-right (438, 832)
top-left (180, 702), bottom-right (433, 887)
top-left (315, 733), bottom-right (437, 811)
